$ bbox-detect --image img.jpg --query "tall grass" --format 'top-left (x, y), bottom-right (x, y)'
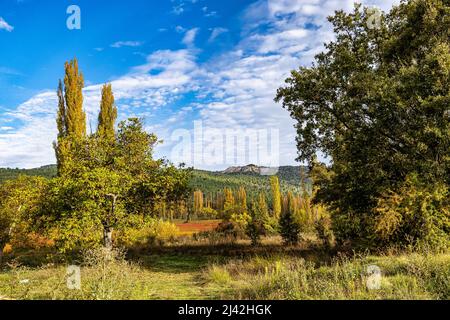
top-left (0, 248), bottom-right (152, 300)
top-left (206, 251), bottom-right (450, 300)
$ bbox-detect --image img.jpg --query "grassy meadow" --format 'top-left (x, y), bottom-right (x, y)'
top-left (1, 228), bottom-right (448, 300)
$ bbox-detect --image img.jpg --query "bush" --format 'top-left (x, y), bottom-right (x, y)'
top-left (115, 217), bottom-right (178, 247)
top-left (147, 220), bottom-right (178, 246)
top-left (195, 221), bottom-right (244, 245)
top-left (374, 175), bottom-right (449, 250)
top-left (315, 215), bottom-right (335, 248)
top-left (246, 219), bottom-right (266, 246)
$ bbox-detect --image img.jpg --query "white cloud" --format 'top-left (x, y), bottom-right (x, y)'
top-left (182, 28), bottom-right (199, 46)
top-left (110, 41), bottom-right (144, 48)
top-left (172, 4), bottom-right (185, 15)
top-left (0, 92), bottom-right (57, 168)
top-left (209, 27), bottom-right (228, 42)
top-left (175, 25), bottom-right (187, 33)
top-left (0, 17), bottom-right (13, 32)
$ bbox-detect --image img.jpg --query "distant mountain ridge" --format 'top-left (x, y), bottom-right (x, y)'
top-left (222, 164), bottom-right (280, 176)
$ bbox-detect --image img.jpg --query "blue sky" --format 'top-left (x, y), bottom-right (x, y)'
top-left (0, 0), bottom-right (399, 169)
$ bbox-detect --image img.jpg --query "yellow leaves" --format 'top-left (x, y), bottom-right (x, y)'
top-left (98, 83), bottom-right (117, 140)
top-left (374, 191), bottom-right (404, 240)
top-left (2, 243), bottom-right (12, 254)
top-left (63, 58), bottom-right (86, 139)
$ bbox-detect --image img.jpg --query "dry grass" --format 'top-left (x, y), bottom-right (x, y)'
top-left (206, 251), bottom-right (450, 300)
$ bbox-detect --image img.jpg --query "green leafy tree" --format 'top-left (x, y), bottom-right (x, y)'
top-left (246, 193), bottom-right (270, 246)
top-left (279, 192), bottom-right (301, 245)
top-left (275, 1), bottom-right (450, 248)
top-left (0, 176), bottom-right (47, 262)
top-left (56, 80), bottom-right (66, 139)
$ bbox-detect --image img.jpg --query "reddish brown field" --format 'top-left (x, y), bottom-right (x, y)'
top-left (175, 220), bottom-right (221, 236)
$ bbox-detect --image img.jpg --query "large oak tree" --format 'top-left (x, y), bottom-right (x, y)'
top-left (276, 0), bottom-right (449, 248)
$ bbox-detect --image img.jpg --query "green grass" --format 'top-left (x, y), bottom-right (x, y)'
top-left (206, 251), bottom-right (450, 300)
top-left (0, 247), bottom-right (448, 300)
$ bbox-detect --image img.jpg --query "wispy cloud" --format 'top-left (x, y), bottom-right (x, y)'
top-left (172, 4), bottom-right (185, 15)
top-left (0, 66), bottom-right (22, 76)
top-left (202, 6), bottom-right (218, 18)
top-left (110, 41), bottom-right (144, 48)
top-left (208, 27), bottom-right (228, 42)
top-left (182, 28), bottom-right (199, 46)
top-left (0, 17), bottom-right (14, 32)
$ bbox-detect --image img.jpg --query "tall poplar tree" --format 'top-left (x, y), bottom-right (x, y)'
top-left (97, 84), bottom-right (117, 140)
top-left (55, 58), bottom-right (87, 176)
top-left (64, 58), bottom-right (86, 138)
top-left (270, 176), bottom-right (282, 219)
top-left (56, 80), bottom-right (66, 139)
top-left (55, 80), bottom-right (67, 174)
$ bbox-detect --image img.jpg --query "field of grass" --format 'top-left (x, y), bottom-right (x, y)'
top-left (1, 244), bottom-right (448, 300)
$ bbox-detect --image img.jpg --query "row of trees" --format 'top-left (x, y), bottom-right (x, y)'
top-left (191, 176), bottom-right (327, 246)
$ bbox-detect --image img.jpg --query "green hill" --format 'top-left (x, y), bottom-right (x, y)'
top-left (0, 164), bottom-right (309, 195)
top-left (0, 165), bottom-right (57, 183)
top-left (190, 166), bottom-right (308, 196)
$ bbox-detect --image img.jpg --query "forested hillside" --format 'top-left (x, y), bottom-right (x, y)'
top-left (190, 166), bottom-right (308, 196)
top-left (0, 164), bottom-right (308, 195)
top-left (0, 165), bottom-right (57, 183)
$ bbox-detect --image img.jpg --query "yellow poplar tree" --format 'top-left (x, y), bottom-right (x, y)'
top-left (193, 190), bottom-right (204, 216)
top-left (55, 58), bottom-right (87, 176)
top-left (56, 80), bottom-right (66, 139)
top-left (64, 58), bottom-right (86, 138)
top-left (270, 176), bottom-right (282, 219)
top-left (97, 84), bottom-right (118, 140)
top-left (236, 186), bottom-right (247, 214)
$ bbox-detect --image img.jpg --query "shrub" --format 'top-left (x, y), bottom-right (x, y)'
top-left (115, 217), bottom-right (178, 247)
top-left (374, 175), bottom-right (449, 250)
top-left (147, 220), bottom-right (178, 246)
top-left (195, 221), bottom-right (244, 245)
top-left (315, 215), bottom-right (335, 248)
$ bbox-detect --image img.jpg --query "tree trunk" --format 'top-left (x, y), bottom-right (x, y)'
top-left (0, 248), bottom-right (3, 266)
top-left (104, 194), bottom-right (118, 250)
top-left (185, 207), bottom-right (192, 223)
top-left (103, 227), bottom-right (113, 249)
